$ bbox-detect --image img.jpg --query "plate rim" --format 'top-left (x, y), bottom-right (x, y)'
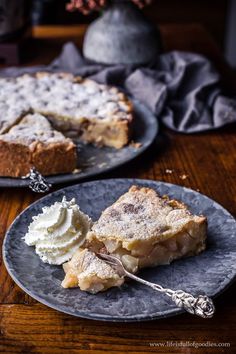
top-left (3, 178), bottom-right (236, 322)
top-left (0, 99), bottom-right (158, 188)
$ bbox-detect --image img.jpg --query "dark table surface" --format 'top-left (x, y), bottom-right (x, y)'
top-left (0, 24), bottom-right (235, 354)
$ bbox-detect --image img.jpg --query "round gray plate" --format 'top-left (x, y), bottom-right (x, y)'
top-left (0, 100), bottom-right (158, 187)
top-left (3, 179), bottom-right (236, 322)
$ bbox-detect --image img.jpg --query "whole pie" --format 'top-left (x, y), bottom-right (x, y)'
top-left (0, 72), bottom-right (133, 177)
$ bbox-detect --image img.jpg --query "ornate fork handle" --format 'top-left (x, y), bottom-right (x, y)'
top-left (23, 168), bottom-right (52, 193)
top-left (98, 251), bottom-right (215, 319)
top-left (126, 271), bottom-right (215, 318)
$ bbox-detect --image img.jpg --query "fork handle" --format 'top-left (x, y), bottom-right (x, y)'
top-left (28, 168), bottom-right (51, 193)
top-left (125, 271), bottom-right (215, 318)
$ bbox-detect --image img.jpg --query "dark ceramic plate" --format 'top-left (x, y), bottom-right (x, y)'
top-left (3, 179), bottom-right (236, 322)
top-left (0, 99), bottom-right (158, 188)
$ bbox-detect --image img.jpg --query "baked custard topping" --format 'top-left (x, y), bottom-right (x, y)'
top-left (23, 197), bottom-right (92, 265)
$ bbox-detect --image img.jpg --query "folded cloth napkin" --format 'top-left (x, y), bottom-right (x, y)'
top-left (1, 42), bottom-right (236, 133)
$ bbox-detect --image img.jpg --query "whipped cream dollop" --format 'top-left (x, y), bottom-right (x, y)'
top-left (23, 197), bottom-right (92, 265)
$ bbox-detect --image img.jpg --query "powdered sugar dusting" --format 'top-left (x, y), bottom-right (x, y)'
top-left (79, 249), bottom-right (121, 279)
top-left (88, 186), bottom-right (206, 242)
top-left (0, 72), bottom-right (132, 134)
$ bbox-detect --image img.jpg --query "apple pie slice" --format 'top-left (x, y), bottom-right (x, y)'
top-left (86, 186), bottom-right (207, 270)
top-left (61, 248), bottom-right (124, 294)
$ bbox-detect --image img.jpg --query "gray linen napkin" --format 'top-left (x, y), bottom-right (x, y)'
top-left (1, 42), bottom-right (236, 133)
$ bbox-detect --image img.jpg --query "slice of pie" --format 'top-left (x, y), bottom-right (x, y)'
top-left (0, 113), bottom-right (77, 177)
top-left (86, 186), bottom-right (207, 270)
top-left (62, 248), bottom-right (124, 294)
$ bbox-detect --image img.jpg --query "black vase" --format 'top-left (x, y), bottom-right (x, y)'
top-left (83, 0), bottom-right (161, 65)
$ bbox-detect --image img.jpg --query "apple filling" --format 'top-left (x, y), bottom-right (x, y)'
top-left (61, 248), bottom-right (124, 294)
top-left (88, 219), bottom-right (206, 273)
top-left (111, 228), bottom-right (205, 268)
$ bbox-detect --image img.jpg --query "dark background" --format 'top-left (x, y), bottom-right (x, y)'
top-left (32, 0), bottom-right (228, 49)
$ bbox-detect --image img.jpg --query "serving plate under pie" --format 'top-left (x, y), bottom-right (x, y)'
top-left (0, 99), bottom-right (158, 188)
top-left (3, 179), bottom-right (236, 322)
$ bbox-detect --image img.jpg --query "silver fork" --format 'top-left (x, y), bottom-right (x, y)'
top-left (97, 253), bottom-right (215, 319)
top-left (22, 168), bottom-right (52, 193)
